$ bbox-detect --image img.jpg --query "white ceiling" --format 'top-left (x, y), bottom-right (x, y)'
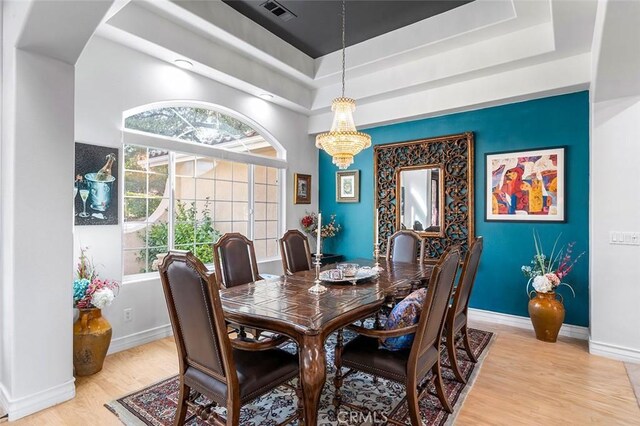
top-left (94, 0), bottom-right (599, 132)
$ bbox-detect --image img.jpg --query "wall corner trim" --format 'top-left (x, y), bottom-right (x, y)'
top-left (589, 339), bottom-right (640, 363)
top-left (468, 308), bottom-right (589, 340)
top-left (108, 324), bottom-right (173, 355)
top-left (0, 379), bottom-right (75, 421)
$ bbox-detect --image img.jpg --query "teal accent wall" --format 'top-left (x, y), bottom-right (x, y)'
top-left (319, 91), bottom-right (589, 326)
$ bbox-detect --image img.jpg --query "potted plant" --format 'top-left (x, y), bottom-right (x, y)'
top-left (73, 247), bottom-right (119, 376)
top-left (521, 231), bottom-right (584, 342)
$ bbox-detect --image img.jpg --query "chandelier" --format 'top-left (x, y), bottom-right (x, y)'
top-left (315, 0), bottom-right (371, 169)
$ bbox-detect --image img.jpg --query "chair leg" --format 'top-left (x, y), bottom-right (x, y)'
top-left (446, 327), bottom-right (466, 384)
top-left (461, 325), bottom-right (477, 363)
top-left (226, 399), bottom-right (241, 426)
top-left (174, 381), bottom-right (190, 426)
top-left (432, 361), bottom-right (453, 414)
top-left (333, 329), bottom-right (344, 410)
top-left (295, 384), bottom-right (303, 421)
top-left (406, 379), bottom-right (421, 426)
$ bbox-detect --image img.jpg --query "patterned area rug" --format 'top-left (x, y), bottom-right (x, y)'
top-left (106, 328), bottom-right (493, 425)
top-left (626, 363), bottom-right (640, 408)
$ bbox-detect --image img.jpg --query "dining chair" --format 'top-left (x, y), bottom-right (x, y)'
top-left (158, 251), bottom-right (301, 426)
top-left (213, 232), bottom-right (263, 288)
top-left (279, 229), bottom-right (313, 275)
top-left (444, 236), bottom-right (483, 383)
top-left (386, 230), bottom-right (425, 264)
top-left (213, 232), bottom-right (266, 340)
top-left (333, 246), bottom-right (461, 423)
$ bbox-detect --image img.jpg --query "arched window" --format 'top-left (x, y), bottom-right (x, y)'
top-left (122, 103), bottom-right (285, 278)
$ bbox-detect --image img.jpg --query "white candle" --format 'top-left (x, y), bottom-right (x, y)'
top-left (375, 209), bottom-right (379, 246)
top-left (316, 212), bottom-right (322, 254)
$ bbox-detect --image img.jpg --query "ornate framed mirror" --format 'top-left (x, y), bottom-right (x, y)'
top-left (396, 164), bottom-right (444, 237)
top-left (374, 132), bottom-right (475, 259)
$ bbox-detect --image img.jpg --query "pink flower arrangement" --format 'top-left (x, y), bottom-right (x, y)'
top-left (74, 247), bottom-right (119, 310)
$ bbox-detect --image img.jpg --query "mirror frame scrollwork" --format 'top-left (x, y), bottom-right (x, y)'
top-left (395, 164), bottom-right (445, 237)
top-left (374, 132), bottom-right (475, 259)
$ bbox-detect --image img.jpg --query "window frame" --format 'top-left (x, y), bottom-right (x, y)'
top-left (121, 103), bottom-right (286, 281)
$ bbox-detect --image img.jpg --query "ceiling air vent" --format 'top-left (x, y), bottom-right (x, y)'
top-left (260, 0), bottom-right (296, 22)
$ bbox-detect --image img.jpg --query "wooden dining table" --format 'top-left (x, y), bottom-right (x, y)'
top-left (219, 258), bottom-right (434, 426)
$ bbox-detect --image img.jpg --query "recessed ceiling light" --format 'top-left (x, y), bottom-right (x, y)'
top-left (174, 59), bottom-right (193, 69)
top-left (259, 93), bottom-right (274, 100)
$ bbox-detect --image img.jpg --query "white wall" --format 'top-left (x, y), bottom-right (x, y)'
top-left (588, 0), bottom-right (640, 363)
top-left (1, 0), bottom-right (91, 418)
top-left (589, 96), bottom-right (640, 362)
top-left (74, 36), bottom-right (316, 351)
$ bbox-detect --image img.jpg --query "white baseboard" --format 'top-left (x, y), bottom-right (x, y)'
top-left (0, 379), bottom-right (75, 421)
top-left (108, 324), bottom-right (173, 355)
top-left (0, 383), bottom-right (8, 419)
top-left (468, 308), bottom-right (590, 340)
top-left (589, 340), bottom-right (640, 363)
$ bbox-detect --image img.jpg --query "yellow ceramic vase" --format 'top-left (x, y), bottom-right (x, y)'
top-left (73, 308), bottom-right (112, 376)
top-left (528, 291), bottom-right (565, 343)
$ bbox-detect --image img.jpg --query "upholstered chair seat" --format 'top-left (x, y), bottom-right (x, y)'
top-left (183, 347), bottom-right (298, 405)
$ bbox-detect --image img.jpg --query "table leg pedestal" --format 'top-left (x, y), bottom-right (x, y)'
top-left (299, 334), bottom-right (327, 426)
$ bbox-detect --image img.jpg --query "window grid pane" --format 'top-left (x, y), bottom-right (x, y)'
top-left (252, 166), bottom-right (280, 261)
top-left (123, 144), bottom-right (281, 275)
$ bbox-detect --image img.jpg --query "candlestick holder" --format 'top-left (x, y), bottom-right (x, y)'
top-left (308, 253), bottom-right (327, 294)
top-left (372, 242), bottom-right (385, 274)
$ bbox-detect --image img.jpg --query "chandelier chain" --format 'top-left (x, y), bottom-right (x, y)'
top-left (341, 0), bottom-right (346, 98)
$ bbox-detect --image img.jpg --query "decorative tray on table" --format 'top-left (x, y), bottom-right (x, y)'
top-left (319, 266), bottom-right (377, 284)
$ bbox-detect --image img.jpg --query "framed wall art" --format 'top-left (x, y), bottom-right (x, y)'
top-left (294, 173), bottom-right (311, 204)
top-left (75, 142), bottom-right (119, 225)
top-left (486, 147), bottom-right (565, 222)
top-left (336, 170), bottom-right (360, 203)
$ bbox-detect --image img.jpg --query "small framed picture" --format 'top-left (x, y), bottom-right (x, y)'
top-left (336, 170), bottom-right (360, 203)
top-left (485, 147), bottom-right (565, 222)
top-left (294, 173), bottom-right (311, 204)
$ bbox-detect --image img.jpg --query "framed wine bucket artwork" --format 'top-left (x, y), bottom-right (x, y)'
top-left (485, 147), bottom-right (565, 222)
top-left (336, 170), bottom-right (360, 203)
top-left (75, 142), bottom-right (119, 225)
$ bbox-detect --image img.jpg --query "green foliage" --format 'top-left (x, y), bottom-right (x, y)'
top-left (138, 198), bottom-right (221, 272)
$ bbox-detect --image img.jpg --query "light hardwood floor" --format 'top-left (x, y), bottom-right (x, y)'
top-left (11, 321), bottom-right (640, 425)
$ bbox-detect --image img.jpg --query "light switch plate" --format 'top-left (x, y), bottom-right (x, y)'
top-left (610, 231), bottom-right (640, 245)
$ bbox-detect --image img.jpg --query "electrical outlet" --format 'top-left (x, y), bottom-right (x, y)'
top-left (123, 308), bottom-right (133, 322)
top-left (610, 231), bottom-right (640, 246)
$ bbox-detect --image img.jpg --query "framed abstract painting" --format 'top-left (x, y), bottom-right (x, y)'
top-left (485, 147), bottom-right (565, 222)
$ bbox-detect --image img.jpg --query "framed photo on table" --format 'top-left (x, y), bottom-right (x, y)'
top-left (485, 147), bottom-right (565, 222)
top-left (294, 173), bottom-right (311, 204)
top-left (336, 170), bottom-right (360, 203)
